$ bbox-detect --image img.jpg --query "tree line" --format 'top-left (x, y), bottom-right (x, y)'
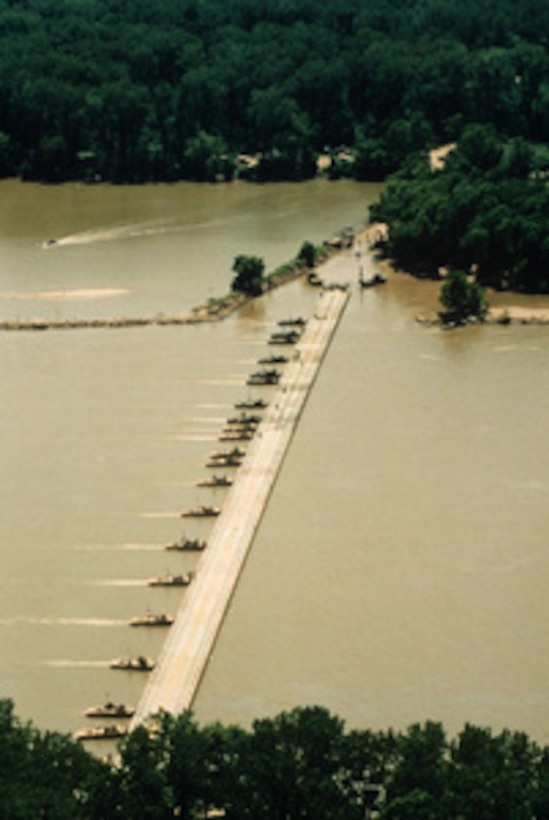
top-left (2, 698), bottom-right (549, 819)
top-left (370, 124), bottom-right (549, 295)
top-left (1, 0), bottom-right (549, 183)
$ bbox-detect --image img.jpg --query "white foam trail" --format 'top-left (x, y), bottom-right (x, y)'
top-left (117, 542), bottom-right (163, 551)
top-left (44, 219), bottom-right (179, 248)
top-left (89, 579), bottom-right (145, 587)
top-left (41, 660), bottom-right (109, 668)
top-left (174, 434), bottom-right (216, 442)
top-left (0, 617), bottom-right (126, 627)
top-left (198, 379), bottom-right (247, 386)
top-left (72, 542), bottom-right (159, 552)
top-left (139, 511), bottom-right (180, 519)
top-left (185, 416), bottom-right (226, 424)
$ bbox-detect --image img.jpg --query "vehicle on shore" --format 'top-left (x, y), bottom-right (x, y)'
top-left (84, 701), bottom-right (135, 719)
top-left (110, 655), bottom-right (155, 671)
top-left (148, 572), bottom-right (193, 587)
top-left (165, 536), bottom-right (207, 551)
top-left (75, 724), bottom-right (128, 741)
top-left (180, 505), bottom-right (220, 518)
top-left (129, 613), bottom-right (173, 627)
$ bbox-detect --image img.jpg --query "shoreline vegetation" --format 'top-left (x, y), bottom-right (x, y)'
top-left (0, 236), bottom-right (340, 332)
top-left (2, 222), bottom-right (548, 332)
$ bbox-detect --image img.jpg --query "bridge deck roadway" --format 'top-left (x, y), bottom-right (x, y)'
top-left (131, 287), bottom-right (350, 726)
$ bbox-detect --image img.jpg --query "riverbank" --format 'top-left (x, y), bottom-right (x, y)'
top-left (366, 221), bottom-right (549, 327)
top-left (0, 239), bottom-right (341, 332)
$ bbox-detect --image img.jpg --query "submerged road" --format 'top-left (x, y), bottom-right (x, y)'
top-left (131, 286), bottom-right (350, 726)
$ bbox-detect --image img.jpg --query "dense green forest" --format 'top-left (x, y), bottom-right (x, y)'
top-left (1, 0), bottom-right (549, 183)
top-left (3, 698), bottom-right (549, 819)
top-left (370, 124), bottom-right (549, 293)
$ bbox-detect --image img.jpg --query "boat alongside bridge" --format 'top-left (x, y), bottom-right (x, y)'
top-left (131, 287), bottom-right (350, 727)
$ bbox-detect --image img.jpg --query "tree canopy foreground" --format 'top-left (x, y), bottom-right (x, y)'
top-left (2, 697), bottom-right (549, 818)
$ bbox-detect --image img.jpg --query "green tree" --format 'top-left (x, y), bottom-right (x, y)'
top-left (297, 240), bottom-right (317, 268)
top-left (242, 706), bottom-right (350, 819)
top-left (231, 254), bottom-right (265, 297)
top-left (117, 723), bottom-right (172, 818)
top-left (439, 270), bottom-right (489, 324)
top-left (385, 722), bottom-right (450, 815)
top-left (183, 129), bottom-right (232, 182)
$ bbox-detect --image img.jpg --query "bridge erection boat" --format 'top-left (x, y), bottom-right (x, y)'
top-left (129, 613), bottom-right (174, 627)
top-left (247, 368), bottom-right (281, 385)
top-left (258, 354), bottom-right (288, 364)
top-left (75, 724), bottom-right (128, 741)
top-left (180, 505), bottom-right (220, 518)
top-left (268, 330), bottom-right (301, 345)
top-left (165, 536), bottom-right (207, 551)
top-left (196, 475), bottom-right (233, 487)
top-left (84, 701), bottom-right (135, 719)
top-left (110, 655), bottom-right (155, 671)
top-left (148, 573), bottom-right (193, 587)
top-left (234, 398), bottom-right (268, 410)
top-left (226, 412), bottom-right (262, 426)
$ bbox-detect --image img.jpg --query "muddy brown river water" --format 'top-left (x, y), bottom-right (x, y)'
top-left (0, 178), bottom-right (548, 744)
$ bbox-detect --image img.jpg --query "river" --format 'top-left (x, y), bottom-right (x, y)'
top-left (1, 179), bottom-right (548, 745)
